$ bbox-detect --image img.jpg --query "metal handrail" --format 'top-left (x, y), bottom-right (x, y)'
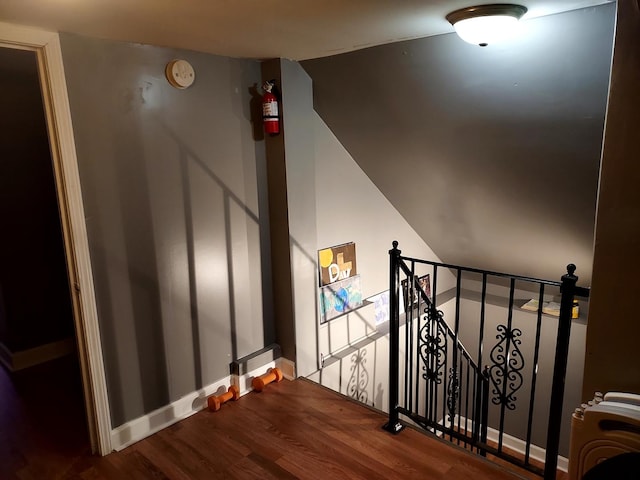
top-left (384, 241), bottom-right (590, 480)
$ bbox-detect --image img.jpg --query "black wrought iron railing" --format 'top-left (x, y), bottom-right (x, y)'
top-left (383, 241), bottom-right (590, 480)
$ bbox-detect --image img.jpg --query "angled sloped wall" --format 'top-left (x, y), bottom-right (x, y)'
top-left (302, 5), bottom-right (616, 286)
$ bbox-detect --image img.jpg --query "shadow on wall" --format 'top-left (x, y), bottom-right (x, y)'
top-left (347, 348), bottom-right (370, 404)
top-left (316, 328), bottom-right (388, 412)
top-left (248, 84), bottom-right (265, 142)
top-left (324, 304), bottom-right (378, 355)
top-left (93, 109), bottom-right (275, 425)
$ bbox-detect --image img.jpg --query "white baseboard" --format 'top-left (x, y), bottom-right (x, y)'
top-left (277, 357), bottom-right (296, 380)
top-left (232, 361), bottom-right (276, 395)
top-left (454, 415), bottom-right (568, 472)
top-left (111, 358), bottom-right (296, 451)
top-left (111, 375), bottom-right (232, 451)
top-left (231, 357), bottom-right (296, 395)
top-left (0, 338), bottom-right (75, 372)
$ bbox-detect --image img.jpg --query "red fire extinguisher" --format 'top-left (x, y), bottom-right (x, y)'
top-left (262, 80), bottom-right (280, 135)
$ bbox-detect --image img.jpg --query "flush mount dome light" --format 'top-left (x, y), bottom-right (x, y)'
top-left (446, 4), bottom-right (528, 47)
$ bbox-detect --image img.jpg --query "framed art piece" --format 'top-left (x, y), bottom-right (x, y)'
top-left (317, 242), bottom-right (357, 287)
top-left (319, 274), bottom-right (363, 324)
top-left (401, 274), bottom-right (431, 311)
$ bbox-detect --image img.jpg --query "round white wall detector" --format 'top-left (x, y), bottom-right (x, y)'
top-left (165, 59), bottom-right (195, 89)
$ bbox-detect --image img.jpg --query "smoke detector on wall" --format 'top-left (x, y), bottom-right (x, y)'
top-left (165, 59), bottom-right (195, 89)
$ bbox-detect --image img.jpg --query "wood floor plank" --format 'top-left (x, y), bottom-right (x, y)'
top-left (152, 428), bottom-right (233, 479)
top-left (229, 379), bottom-right (525, 479)
top-left (235, 390), bottom-right (393, 479)
top-left (299, 409), bottom-right (450, 478)
top-left (228, 451), bottom-right (303, 480)
top-left (166, 417), bottom-right (251, 474)
top-left (132, 439), bottom-right (199, 480)
top-left (1, 355), bottom-right (91, 480)
top-left (5, 363), bottom-right (563, 479)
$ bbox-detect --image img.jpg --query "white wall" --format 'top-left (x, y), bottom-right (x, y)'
top-left (279, 58), bottom-right (451, 381)
top-left (306, 106), bottom-right (456, 410)
top-left (313, 112), bottom-right (452, 364)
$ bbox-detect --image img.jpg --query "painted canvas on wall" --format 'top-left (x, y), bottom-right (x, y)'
top-left (318, 242), bottom-right (357, 287)
top-left (401, 274), bottom-right (431, 312)
top-left (320, 275), bottom-right (363, 324)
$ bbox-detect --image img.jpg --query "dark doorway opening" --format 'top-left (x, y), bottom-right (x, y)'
top-left (0, 46), bottom-right (90, 477)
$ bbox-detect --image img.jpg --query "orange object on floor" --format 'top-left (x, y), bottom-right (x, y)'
top-left (207, 385), bottom-right (240, 412)
top-left (252, 367), bottom-right (283, 392)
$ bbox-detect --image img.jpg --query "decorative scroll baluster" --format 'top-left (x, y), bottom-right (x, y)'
top-left (488, 325), bottom-right (524, 410)
top-left (419, 309), bottom-right (446, 385)
top-left (385, 242), bottom-right (589, 479)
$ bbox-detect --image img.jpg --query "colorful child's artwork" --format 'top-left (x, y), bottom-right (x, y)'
top-left (317, 242), bottom-right (357, 287)
top-left (320, 275), bottom-right (363, 324)
top-left (369, 290), bottom-right (390, 326)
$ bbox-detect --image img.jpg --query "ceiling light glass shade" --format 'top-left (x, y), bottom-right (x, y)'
top-left (446, 4), bottom-right (528, 47)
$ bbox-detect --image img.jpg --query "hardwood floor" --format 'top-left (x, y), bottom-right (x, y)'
top-left (2, 363), bottom-right (569, 479)
top-left (448, 425), bottom-right (568, 480)
top-left (0, 353), bottom-right (91, 480)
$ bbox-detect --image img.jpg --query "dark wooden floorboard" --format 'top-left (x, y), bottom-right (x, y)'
top-left (0, 354), bottom-right (90, 480)
top-left (2, 363), bottom-right (564, 479)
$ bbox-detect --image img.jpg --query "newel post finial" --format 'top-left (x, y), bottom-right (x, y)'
top-left (545, 262), bottom-right (579, 479)
top-left (560, 263), bottom-right (578, 295)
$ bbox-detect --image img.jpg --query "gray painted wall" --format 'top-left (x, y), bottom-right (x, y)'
top-left (274, 55), bottom-right (583, 456)
top-left (309, 110), bottom-right (455, 410)
top-left (278, 59), bottom-right (320, 377)
top-left (313, 112), bottom-right (455, 359)
top-left (299, 7), bottom-right (613, 453)
top-left (275, 59), bottom-right (453, 378)
top-left (302, 5), bottom-right (616, 286)
top-left (60, 34), bottom-right (272, 427)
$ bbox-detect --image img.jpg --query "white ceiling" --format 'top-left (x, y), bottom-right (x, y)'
top-left (1, 0), bottom-right (613, 60)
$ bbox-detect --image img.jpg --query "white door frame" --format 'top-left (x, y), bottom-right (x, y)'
top-left (0, 22), bottom-right (112, 455)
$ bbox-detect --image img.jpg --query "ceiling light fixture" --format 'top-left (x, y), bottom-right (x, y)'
top-left (446, 4), bottom-right (528, 47)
